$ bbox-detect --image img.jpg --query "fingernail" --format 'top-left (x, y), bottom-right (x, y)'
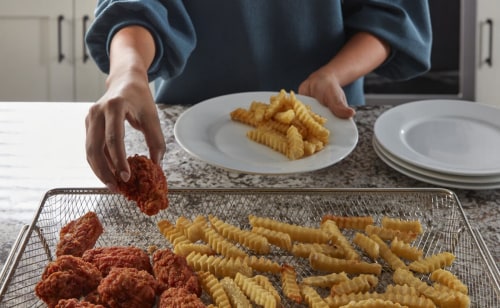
top-left (120, 171), bottom-right (130, 182)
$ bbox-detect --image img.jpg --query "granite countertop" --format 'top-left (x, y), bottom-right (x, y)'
top-left (1, 103), bottom-right (499, 274)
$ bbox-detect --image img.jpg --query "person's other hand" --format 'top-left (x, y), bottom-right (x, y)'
top-left (85, 70), bottom-right (166, 192)
top-left (298, 70), bottom-right (355, 119)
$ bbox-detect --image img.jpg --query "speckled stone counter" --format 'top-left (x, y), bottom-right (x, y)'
top-left (1, 104), bottom-right (499, 274)
top-left (149, 104), bottom-right (500, 267)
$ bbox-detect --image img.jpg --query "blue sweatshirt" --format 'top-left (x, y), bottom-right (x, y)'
top-left (86, 0), bottom-right (432, 106)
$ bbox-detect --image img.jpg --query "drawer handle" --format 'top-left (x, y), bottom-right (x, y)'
top-left (485, 19), bottom-right (493, 67)
top-left (57, 15), bottom-right (65, 63)
top-left (83, 15), bottom-right (90, 63)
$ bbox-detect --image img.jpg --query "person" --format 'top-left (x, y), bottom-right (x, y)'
top-left (84, 1), bottom-right (432, 191)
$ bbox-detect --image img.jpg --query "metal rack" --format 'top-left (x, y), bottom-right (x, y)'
top-left (1, 188), bottom-right (499, 307)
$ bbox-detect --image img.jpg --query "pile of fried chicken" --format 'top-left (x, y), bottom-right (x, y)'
top-left (35, 211), bottom-right (205, 308)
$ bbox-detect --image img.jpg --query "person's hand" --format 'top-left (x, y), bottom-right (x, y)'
top-left (85, 68), bottom-right (166, 192)
top-left (298, 69), bottom-right (355, 119)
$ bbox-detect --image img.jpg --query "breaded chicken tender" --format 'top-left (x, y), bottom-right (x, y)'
top-left (82, 246), bottom-right (152, 276)
top-left (55, 298), bottom-right (105, 308)
top-left (97, 267), bottom-right (159, 308)
top-left (56, 211), bottom-right (103, 257)
top-left (153, 248), bottom-right (202, 296)
top-left (159, 287), bottom-right (206, 308)
top-left (116, 154), bottom-right (169, 216)
top-left (35, 255), bottom-right (102, 308)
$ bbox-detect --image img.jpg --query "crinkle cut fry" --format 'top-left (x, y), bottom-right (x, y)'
top-left (220, 277), bottom-right (252, 308)
top-left (301, 284), bottom-right (329, 308)
top-left (234, 272), bottom-right (277, 308)
top-left (369, 234), bottom-right (407, 271)
top-left (430, 269), bottom-right (468, 294)
top-left (365, 224), bottom-right (417, 243)
top-left (325, 291), bottom-right (383, 308)
top-left (286, 125), bottom-right (305, 160)
top-left (202, 225), bottom-right (248, 258)
top-left (249, 215), bottom-right (330, 244)
top-left (291, 242), bottom-right (344, 259)
top-left (198, 271), bottom-right (231, 307)
top-left (408, 252), bottom-right (455, 274)
top-left (320, 220), bottom-right (360, 260)
top-left (309, 252), bottom-right (382, 275)
top-left (157, 219), bottom-right (191, 247)
top-left (301, 272), bottom-right (349, 288)
top-left (390, 237), bottom-right (423, 261)
top-left (339, 298), bottom-right (409, 308)
top-left (247, 127), bottom-right (288, 157)
top-left (251, 226), bottom-right (292, 251)
top-left (353, 232), bottom-right (380, 260)
top-left (251, 275), bottom-right (281, 305)
top-left (291, 91), bottom-right (330, 142)
top-left (186, 251), bottom-right (252, 278)
top-left (281, 264), bottom-right (303, 304)
top-left (244, 255), bottom-right (281, 274)
top-left (209, 214), bottom-right (270, 254)
top-left (230, 107), bottom-right (260, 127)
top-left (321, 215), bottom-right (374, 230)
top-left (393, 268), bottom-right (470, 308)
top-left (330, 274), bottom-right (379, 297)
top-left (381, 216), bottom-right (423, 234)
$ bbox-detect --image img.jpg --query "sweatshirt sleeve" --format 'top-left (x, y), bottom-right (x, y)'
top-left (343, 0), bottom-right (432, 80)
top-left (85, 0), bottom-right (196, 81)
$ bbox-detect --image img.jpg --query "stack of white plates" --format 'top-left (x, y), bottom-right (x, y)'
top-left (373, 99), bottom-right (500, 190)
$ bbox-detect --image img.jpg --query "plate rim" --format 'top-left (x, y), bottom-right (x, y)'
top-left (372, 137), bottom-right (500, 190)
top-left (173, 91), bottom-right (358, 174)
top-left (373, 136), bottom-right (500, 184)
top-left (374, 99), bottom-right (500, 176)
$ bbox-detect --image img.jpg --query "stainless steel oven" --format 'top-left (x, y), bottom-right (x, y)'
top-left (365, 0), bottom-right (476, 105)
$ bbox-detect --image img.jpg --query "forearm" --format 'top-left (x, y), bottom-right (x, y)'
top-left (320, 32), bottom-right (391, 86)
top-left (107, 26), bottom-right (156, 88)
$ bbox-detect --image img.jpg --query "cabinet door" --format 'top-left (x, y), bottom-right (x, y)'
top-left (0, 0), bottom-right (73, 101)
top-left (74, 0), bottom-right (107, 102)
top-left (475, 0), bottom-right (500, 107)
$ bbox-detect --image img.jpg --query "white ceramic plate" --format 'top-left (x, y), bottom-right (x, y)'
top-left (374, 99), bottom-right (500, 176)
top-left (174, 91), bottom-right (358, 174)
top-left (373, 136), bottom-right (500, 184)
top-left (373, 137), bottom-right (500, 190)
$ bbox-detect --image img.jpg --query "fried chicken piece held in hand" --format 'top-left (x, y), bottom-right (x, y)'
top-left (116, 154), bottom-right (169, 216)
top-left (56, 211), bottom-right (104, 257)
top-left (35, 255), bottom-right (102, 308)
top-left (97, 267), bottom-right (159, 308)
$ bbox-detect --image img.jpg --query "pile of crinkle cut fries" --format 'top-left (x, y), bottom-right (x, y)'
top-left (158, 214), bottom-right (470, 308)
top-left (230, 89), bottom-right (330, 160)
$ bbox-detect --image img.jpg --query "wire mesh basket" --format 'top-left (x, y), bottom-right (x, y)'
top-left (1, 187), bottom-right (499, 307)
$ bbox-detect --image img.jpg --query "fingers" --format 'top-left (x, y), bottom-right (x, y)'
top-left (329, 102), bottom-right (356, 119)
top-left (85, 104), bottom-right (120, 192)
top-left (104, 99), bottom-right (130, 183)
top-left (86, 95), bottom-right (166, 192)
top-left (298, 79), bottom-right (355, 119)
top-left (141, 110), bottom-right (166, 165)
top-left (324, 91), bottom-right (356, 119)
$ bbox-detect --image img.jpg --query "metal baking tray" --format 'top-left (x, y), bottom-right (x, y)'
top-left (1, 188), bottom-right (499, 307)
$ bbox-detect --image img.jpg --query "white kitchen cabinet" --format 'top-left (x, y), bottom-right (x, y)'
top-left (0, 0), bottom-right (105, 102)
top-left (475, 0), bottom-right (500, 107)
top-left (74, 0), bottom-right (106, 101)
